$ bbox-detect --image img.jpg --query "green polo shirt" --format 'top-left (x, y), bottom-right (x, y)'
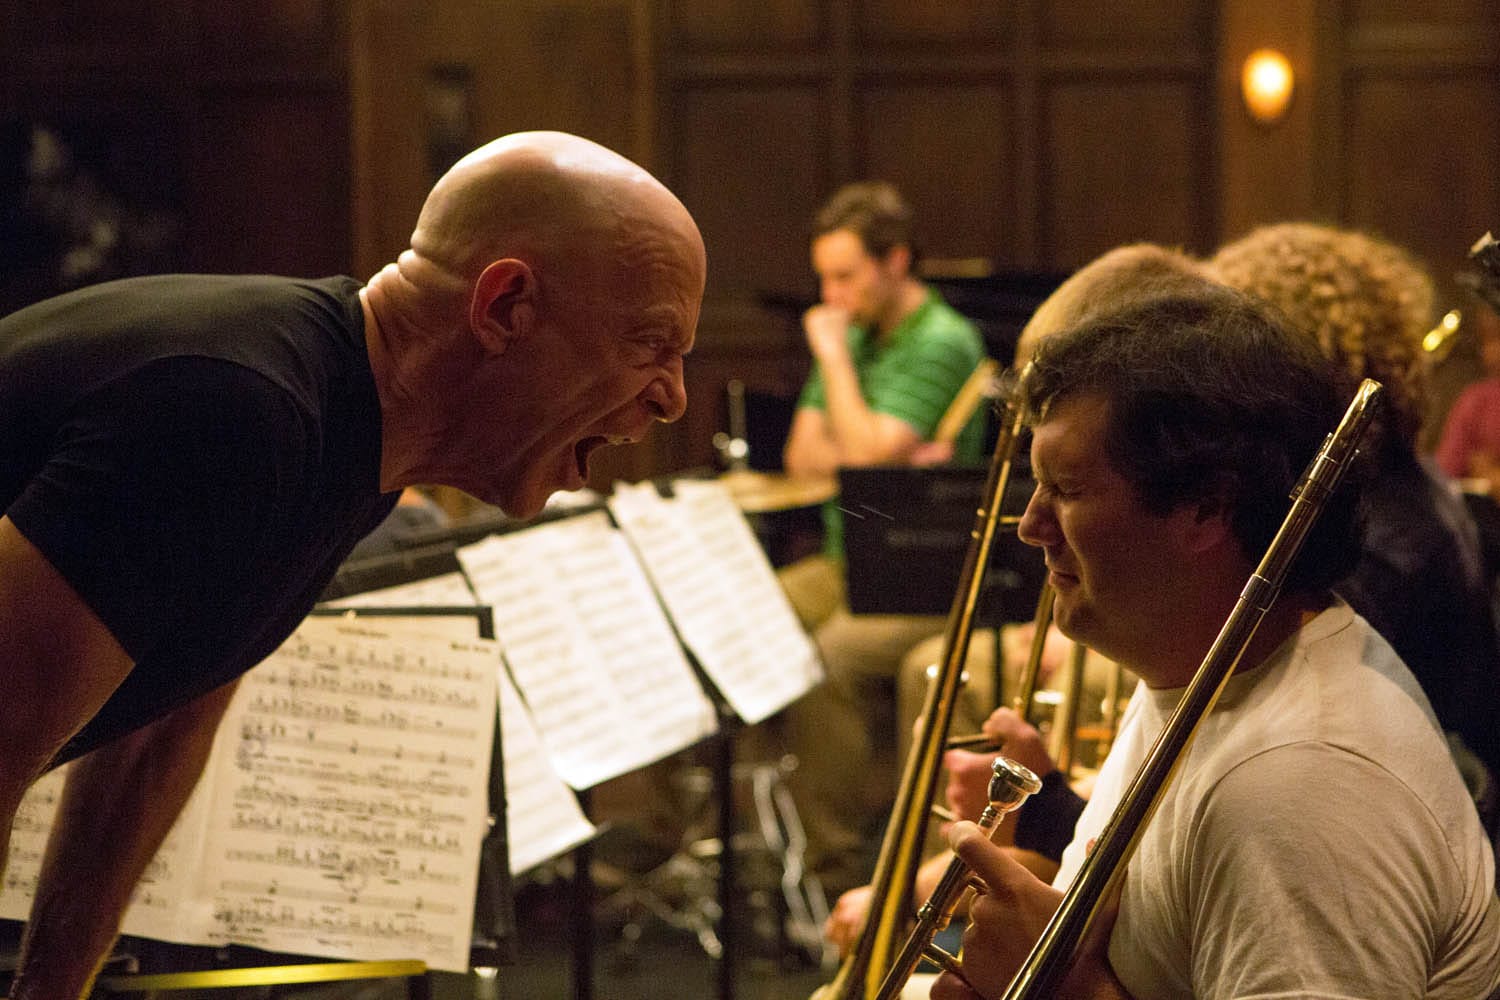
top-left (796, 288), bottom-right (987, 559)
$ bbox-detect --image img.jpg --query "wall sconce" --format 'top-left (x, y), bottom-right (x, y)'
top-left (1241, 48), bottom-right (1294, 124)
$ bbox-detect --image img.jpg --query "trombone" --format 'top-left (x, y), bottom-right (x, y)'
top-left (811, 366), bottom-right (1028, 1000)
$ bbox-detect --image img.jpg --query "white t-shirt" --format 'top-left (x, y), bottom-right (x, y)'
top-left (1054, 601), bottom-right (1500, 1000)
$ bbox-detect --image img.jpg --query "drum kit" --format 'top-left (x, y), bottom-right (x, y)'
top-left (717, 468), bottom-right (836, 514)
top-left (711, 377), bottom-right (837, 515)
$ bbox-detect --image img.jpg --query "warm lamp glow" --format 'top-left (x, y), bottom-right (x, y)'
top-left (1241, 48), bottom-right (1294, 124)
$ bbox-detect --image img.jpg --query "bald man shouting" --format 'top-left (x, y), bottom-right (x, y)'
top-left (0, 131), bottom-right (706, 999)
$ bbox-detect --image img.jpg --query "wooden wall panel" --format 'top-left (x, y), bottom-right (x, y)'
top-left (348, 0), bottom-right (431, 277)
top-left (1345, 75), bottom-right (1500, 285)
top-left (1041, 80), bottom-right (1210, 266)
top-left (664, 0), bottom-right (822, 50)
top-left (2, 2), bottom-right (181, 56)
top-left (1041, 0), bottom-right (1207, 48)
top-left (1214, 0), bottom-right (1322, 241)
top-left (349, 0), bottom-right (649, 274)
top-left (187, 91), bottom-right (351, 276)
top-left (670, 86), bottom-right (828, 301)
top-left (855, 84), bottom-right (1013, 265)
top-left (1347, 0), bottom-right (1497, 34)
top-left (0, 0), bottom-right (349, 313)
top-left (469, 3), bottom-right (639, 156)
top-left (194, 0), bottom-right (344, 68)
top-left (856, 1), bottom-right (1011, 47)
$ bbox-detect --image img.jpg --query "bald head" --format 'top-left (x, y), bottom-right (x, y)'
top-left (365, 132), bottom-right (706, 514)
top-left (408, 131), bottom-right (704, 296)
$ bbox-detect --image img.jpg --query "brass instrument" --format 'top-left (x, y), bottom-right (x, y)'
top-left (1010, 584), bottom-right (1056, 723)
top-left (934, 358), bottom-right (1001, 446)
top-left (941, 582), bottom-right (1057, 754)
top-left (1422, 309), bottom-right (1463, 363)
top-left (1468, 231), bottom-right (1500, 310)
top-left (871, 757), bottom-right (1041, 1000)
top-left (1047, 643), bottom-right (1089, 779)
top-left (996, 378), bottom-right (1382, 999)
top-left (811, 366), bottom-right (1025, 1000)
top-left (1429, 231), bottom-right (1500, 368)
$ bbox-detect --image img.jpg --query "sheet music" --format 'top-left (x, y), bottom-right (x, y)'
top-left (0, 766), bottom-right (68, 920)
top-left (458, 510), bottom-right (718, 789)
top-left (309, 611), bottom-right (594, 876)
top-left (0, 761), bottom-right (215, 930)
top-left (496, 670), bottom-right (596, 873)
top-left (321, 572), bottom-right (476, 609)
top-left (611, 480), bottom-right (822, 723)
top-left (123, 619), bottom-right (497, 971)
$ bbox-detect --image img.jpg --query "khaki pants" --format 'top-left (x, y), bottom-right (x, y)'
top-left (777, 554), bottom-right (950, 896)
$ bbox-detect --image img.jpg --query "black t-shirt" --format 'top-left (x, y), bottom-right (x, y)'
top-left (1339, 442), bottom-right (1500, 777)
top-left (0, 274), bottom-right (399, 764)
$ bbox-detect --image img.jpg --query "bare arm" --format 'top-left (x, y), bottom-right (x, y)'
top-left (782, 395), bottom-right (923, 476)
top-left (0, 515), bottom-right (236, 1000)
top-left (9, 680), bottom-right (239, 1000)
top-left (782, 306), bottom-right (923, 475)
top-left (0, 516), bottom-right (136, 873)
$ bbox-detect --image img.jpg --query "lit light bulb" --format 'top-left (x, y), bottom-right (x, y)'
top-left (1241, 49), bottom-right (1294, 124)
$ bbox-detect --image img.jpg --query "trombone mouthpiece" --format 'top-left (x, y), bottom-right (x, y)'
top-left (988, 755), bottom-right (1043, 811)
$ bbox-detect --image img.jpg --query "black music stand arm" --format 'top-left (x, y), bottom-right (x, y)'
top-left (715, 701), bottom-right (739, 1000)
top-left (572, 788), bottom-right (595, 1000)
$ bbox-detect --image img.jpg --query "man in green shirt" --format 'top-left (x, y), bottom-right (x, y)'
top-left (778, 181), bottom-right (987, 898)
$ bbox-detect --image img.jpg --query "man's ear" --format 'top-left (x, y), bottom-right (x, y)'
top-left (1179, 496), bottom-right (1233, 554)
top-left (470, 258), bottom-right (535, 354)
top-left (883, 243), bottom-right (912, 279)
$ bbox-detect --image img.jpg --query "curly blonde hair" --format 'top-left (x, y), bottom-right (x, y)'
top-left (1207, 222), bottom-right (1435, 445)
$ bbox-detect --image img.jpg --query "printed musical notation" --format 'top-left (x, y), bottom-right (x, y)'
top-left (190, 619), bottom-right (497, 971)
top-left (458, 511), bottom-right (718, 789)
top-left (610, 480), bottom-right (823, 723)
top-left (495, 668), bottom-right (595, 873)
top-left (305, 605), bottom-right (594, 877)
top-left (324, 572), bottom-right (477, 609)
top-left (0, 619), bottom-right (498, 974)
top-left (0, 768), bottom-right (66, 917)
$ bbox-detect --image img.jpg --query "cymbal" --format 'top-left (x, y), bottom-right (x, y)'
top-left (718, 469), bottom-right (836, 513)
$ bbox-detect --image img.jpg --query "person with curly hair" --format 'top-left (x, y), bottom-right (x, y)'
top-left (1208, 222), bottom-right (1500, 812)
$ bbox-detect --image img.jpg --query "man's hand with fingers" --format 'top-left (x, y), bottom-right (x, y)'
top-left (929, 823), bottom-right (1128, 1000)
top-left (944, 708), bottom-right (1056, 824)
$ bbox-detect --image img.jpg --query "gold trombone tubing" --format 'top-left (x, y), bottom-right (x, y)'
top-left (1049, 642), bottom-right (1088, 779)
top-left (811, 367), bottom-right (1027, 1000)
top-left (872, 757), bottom-right (1041, 1000)
top-left (999, 378), bottom-right (1382, 999)
top-left (944, 579), bottom-right (1058, 755)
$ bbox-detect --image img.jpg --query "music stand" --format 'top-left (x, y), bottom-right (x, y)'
top-left (308, 603), bottom-right (514, 970)
top-left (838, 465), bottom-right (1043, 623)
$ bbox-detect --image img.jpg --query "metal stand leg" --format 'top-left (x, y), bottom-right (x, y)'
top-left (715, 726), bottom-right (737, 1000)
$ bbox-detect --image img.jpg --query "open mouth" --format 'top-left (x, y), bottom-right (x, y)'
top-left (574, 437), bottom-right (605, 479)
top-left (573, 435), bottom-right (633, 480)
